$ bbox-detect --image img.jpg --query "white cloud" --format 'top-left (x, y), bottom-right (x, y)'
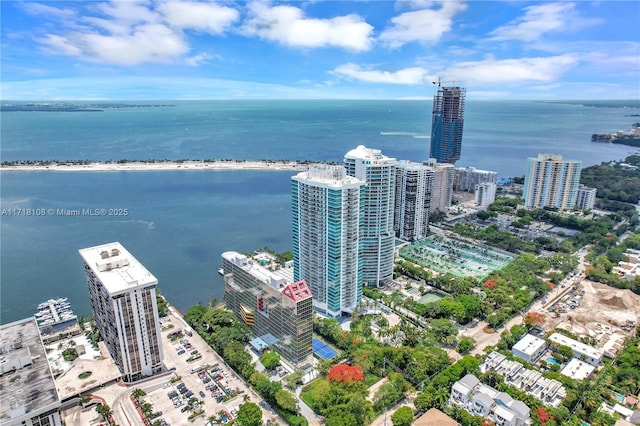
top-left (95, 1), bottom-right (159, 25)
top-left (39, 24), bottom-right (190, 66)
top-left (332, 63), bottom-right (433, 85)
top-left (159, 1), bottom-right (239, 34)
top-left (443, 55), bottom-right (578, 85)
top-left (241, 2), bottom-right (373, 51)
top-left (21, 3), bottom-right (77, 19)
top-left (379, 1), bottom-right (466, 48)
top-left (489, 2), bottom-right (598, 42)
top-left (29, 1), bottom-right (243, 66)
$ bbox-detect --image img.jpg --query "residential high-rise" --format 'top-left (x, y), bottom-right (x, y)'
top-left (394, 160), bottom-right (435, 241)
top-left (523, 154), bottom-right (582, 210)
top-left (576, 184), bottom-right (597, 211)
top-left (430, 84), bottom-right (466, 164)
top-left (344, 145), bottom-right (396, 287)
top-left (292, 164), bottom-right (364, 317)
top-left (222, 251), bottom-right (313, 369)
top-left (475, 182), bottom-right (497, 206)
top-left (455, 166), bottom-right (498, 192)
top-left (425, 159), bottom-right (455, 212)
top-left (79, 242), bottom-right (163, 382)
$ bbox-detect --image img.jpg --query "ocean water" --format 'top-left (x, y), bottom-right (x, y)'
top-left (1, 100), bottom-right (638, 323)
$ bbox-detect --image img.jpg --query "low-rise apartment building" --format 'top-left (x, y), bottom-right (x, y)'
top-left (450, 374), bottom-right (531, 426)
top-left (549, 333), bottom-right (603, 367)
top-left (482, 352), bottom-right (566, 408)
top-left (511, 334), bottom-right (547, 363)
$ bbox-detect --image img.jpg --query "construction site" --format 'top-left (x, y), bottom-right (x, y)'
top-left (544, 279), bottom-right (640, 359)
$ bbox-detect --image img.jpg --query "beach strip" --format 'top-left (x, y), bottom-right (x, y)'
top-left (0, 160), bottom-right (323, 172)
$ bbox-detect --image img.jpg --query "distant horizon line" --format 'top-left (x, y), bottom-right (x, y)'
top-left (2, 98), bottom-right (639, 103)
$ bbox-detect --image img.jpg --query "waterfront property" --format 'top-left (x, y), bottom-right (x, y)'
top-left (34, 298), bottom-right (77, 336)
top-left (400, 235), bottom-right (514, 278)
top-left (292, 164), bottom-right (364, 317)
top-left (344, 145), bottom-right (397, 287)
top-left (79, 242), bottom-right (164, 382)
top-left (222, 251), bottom-right (313, 369)
top-left (0, 318), bottom-right (62, 426)
top-left (430, 84), bottom-right (466, 165)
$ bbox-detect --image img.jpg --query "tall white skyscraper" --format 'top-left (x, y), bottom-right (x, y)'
top-left (523, 154), bottom-right (582, 210)
top-left (79, 242), bottom-right (163, 382)
top-left (344, 145), bottom-right (397, 287)
top-left (395, 160), bottom-right (435, 241)
top-left (292, 165), bottom-right (364, 317)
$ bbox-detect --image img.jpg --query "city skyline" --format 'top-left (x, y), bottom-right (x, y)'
top-left (2, 1), bottom-right (639, 100)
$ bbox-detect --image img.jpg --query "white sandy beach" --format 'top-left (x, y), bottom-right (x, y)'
top-left (0, 160), bottom-right (319, 172)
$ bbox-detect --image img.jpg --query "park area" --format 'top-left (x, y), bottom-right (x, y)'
top-left (400, 235), bottom-right (514, 278)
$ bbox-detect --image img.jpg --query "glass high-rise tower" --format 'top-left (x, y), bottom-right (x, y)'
top-left (292, 164), bottom-right (364, 317)
top-left (344, 146), bottom-right (397, 287)
top-left (430, 84), bottom-right (466, 164)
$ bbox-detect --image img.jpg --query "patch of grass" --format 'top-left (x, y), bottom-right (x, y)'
top-left (78, 371), bottom-right (92, 379)
top-left (363, 373), bottom-right (381, 388)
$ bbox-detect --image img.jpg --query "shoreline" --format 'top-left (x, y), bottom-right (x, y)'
top-left (0, 160), bottom-right (323, 172)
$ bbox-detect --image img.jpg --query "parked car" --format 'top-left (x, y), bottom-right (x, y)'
top-left (199, 390), bottom-right (206, 398)
top-left (177, 349), bottom-right (185, 355)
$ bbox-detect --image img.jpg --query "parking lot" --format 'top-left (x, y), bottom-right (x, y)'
top-left (141, 308), bottom-right (279, 425)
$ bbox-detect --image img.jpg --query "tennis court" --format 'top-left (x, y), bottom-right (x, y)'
top-left (312, 338), bottom-right (338, 360)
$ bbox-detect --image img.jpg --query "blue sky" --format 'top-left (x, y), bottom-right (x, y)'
top-left (2, 1), bottom-right (639, 100)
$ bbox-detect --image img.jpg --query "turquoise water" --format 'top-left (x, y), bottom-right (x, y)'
top-left (1, 100), bottom-right (639, 323)
top-left (547, 357), bottom-right (561, 365)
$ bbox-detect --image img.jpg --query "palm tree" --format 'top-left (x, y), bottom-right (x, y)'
top-left (96, 403), bottom-right (113, 422)
top-left (131, 388), bottom-right (146, 401)
top-left (80, 394), bottom-right (91, 407)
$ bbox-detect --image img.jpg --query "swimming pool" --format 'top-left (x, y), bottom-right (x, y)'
top-left (547, 357), bottom-right (560, 365)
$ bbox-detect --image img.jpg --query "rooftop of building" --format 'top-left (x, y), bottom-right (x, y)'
top-left (0, 318), bottom-right (60, 424)
top-left (344, 145), bottom-right (396, 163)
top-left (549, 333), bottom-right (604, 359)
top-left (512, 333), bottom-right (547, 355)
top-left (292, 164), bottom-right (363, 188)
top-left (222, 251), bottom-right (311, 302)
top-left (79, 242), bottom-right (157, 295)
top-left (561, 358), bottom-right (596, 381)
top-left (396, 160), bottom-right (435, 170)
top-left (412, 408), bottom-right (458, 426)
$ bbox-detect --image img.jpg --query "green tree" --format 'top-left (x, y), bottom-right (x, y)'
top-left (456, 337), bottom-right (476, 354)
top-left (96, 404), bottom-right (113, 422)
top-left (391, 405), bottom-right (414, 426)
top-left (155, 288), bottom-right (169, 317)
top-left (275, 389), bottom-right (298, 413)
top-left (283, 370), bottom-right (304, 389)
top-left (260, 351), bottom-right (281, 370)
top-left (236, 402), bottom-right (262, 426)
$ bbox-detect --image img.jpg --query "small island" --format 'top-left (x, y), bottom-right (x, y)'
top-left (592, 122), bottom-right (640, 147)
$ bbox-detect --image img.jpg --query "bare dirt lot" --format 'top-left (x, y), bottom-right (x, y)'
top-left (544, 279), bottom-right (640, 356)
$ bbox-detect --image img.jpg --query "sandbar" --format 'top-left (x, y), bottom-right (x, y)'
top-left (0, 160), bottom-right (322, 172)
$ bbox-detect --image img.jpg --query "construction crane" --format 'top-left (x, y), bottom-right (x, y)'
top-left (432, 77), bottom-right (459, 87)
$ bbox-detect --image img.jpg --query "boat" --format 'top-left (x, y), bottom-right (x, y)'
top-left (218, 268), bottom-right (224, 276)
